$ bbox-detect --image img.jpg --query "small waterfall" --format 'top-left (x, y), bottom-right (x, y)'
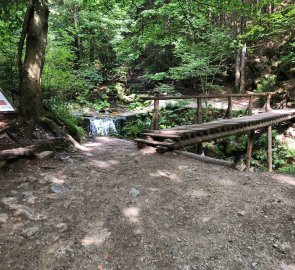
top-left (87, 116), bottom-right (127, 136)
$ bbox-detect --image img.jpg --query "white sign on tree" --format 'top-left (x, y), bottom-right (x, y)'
top-left (0, 89), bottom-right (15, 113)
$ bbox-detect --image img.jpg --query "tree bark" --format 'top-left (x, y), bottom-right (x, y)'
top-left (239, 43), bottom-right (247, 93)
top-left (19, 0), bottom-right (49, 122)
top-left (72, 5), bottom-right (82, 65)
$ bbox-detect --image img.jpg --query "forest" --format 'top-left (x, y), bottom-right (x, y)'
top-left (1, 1), bottom-right (295, 269)
top-left (0, 0), bottom-right (294, 169)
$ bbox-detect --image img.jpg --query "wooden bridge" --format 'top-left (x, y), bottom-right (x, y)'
top-left (135, 92), bottom-right (295, 172)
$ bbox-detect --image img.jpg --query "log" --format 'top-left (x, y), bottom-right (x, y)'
top-left (175, 151), bottom-right (236, 169)
top-left (0, 140), bottom-right (68, 161)
top-left (0, 145), bottom-right (37, 161)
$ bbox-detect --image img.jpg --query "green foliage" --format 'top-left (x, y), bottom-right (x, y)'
top-left (123, 115), bottom-right (151, 138)
top-left (47, 97), bottom-right (85, 139)
top-left (257, 75), bottom-right (277, 93)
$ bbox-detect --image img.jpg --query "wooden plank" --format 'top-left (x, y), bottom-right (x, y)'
top-left (135, 138), bottom-right (174, 147)
top-left (169, 114), bottom-right (295, 150)
top-left (142, 133), bottom-right (181, 139)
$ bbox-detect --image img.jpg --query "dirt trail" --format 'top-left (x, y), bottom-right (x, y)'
top-left (0, 137), bottom-right (295, 270)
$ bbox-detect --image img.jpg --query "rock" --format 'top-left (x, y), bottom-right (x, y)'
top-left (59, 244), bottom-right (75, 257)
top-left (60, 156), bottom-right (74, 163)
top-left (26, 195), bottom-right (37, 205)
top-left (22, 191), bottom-right (33, 198)
top-left (35, 151), bottom-right (54, 160)
top-left (21, 226), bottom-right (39, 238)
top-left (39, 175), bottom-right (58, 185)
top-left (237, 210), bottom-right (245, 216)
top-left (0, 213), bottom-right (9, 224)
top-left (0, 161), bottom-right (6, 169)
top-left (2, 197), bottom-right (46, 221)
top-left (56, 223), bottom-right (68, 233)
top-left (129, 188), bottom-right (140, 198)
top-left (50, 183), bottom-right (69, 194)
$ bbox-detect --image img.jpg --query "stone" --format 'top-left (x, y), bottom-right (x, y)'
top-left (129, 188), bottom-right (140, 198)
top-left (0, 161), bottom-right (6, 169)
top-left (35, 151), bottom-right (54, 160)
top-left (22, 191), bottom-right (33, 198)
top-left (50, 183), bottom-right (69, 194)
top-left (56, 223), bottom-right (68, 233)
top-left (21, 226), bottom-right (39, 238)
top-left (237, 210), bottom-right (245, 216)
top-left (0, 213), bottom-right (8, 224)
top-left (60, 156), bottom-right (74, 163)
top-left (39, 175), bottom-right (58, 185)
top-left (59, 244), bottom-right (75, 257)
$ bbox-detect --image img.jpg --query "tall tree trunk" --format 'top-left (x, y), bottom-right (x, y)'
top-left (19, 0), bottom-right (49, 122)
top-left (240, 43), bottom-right (247, 93)
top-left (72, 5), bottom-right (82, 66)
top-left (234, 7), bottom-right (247, 92)
top-left (235, 48), bottom-right (241, 90)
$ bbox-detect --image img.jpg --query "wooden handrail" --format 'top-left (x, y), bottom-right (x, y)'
top-left (147, 91), bottom-right (274, 131)
top-left (140, 92), bottom-right (276, 101)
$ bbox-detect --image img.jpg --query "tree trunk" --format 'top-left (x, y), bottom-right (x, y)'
top-left (239, 43), bottom-right (247, 93)
top-left (235, 48), bottom-right (241, 90)
top-left (73, 5), bottom-right (82, 65)
top-left (19, 0), bottom-right (49, 122)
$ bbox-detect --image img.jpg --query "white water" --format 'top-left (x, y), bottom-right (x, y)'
top-left (89, 118), bottom-right (118, 136)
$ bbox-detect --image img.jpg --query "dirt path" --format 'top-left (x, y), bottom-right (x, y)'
top-left (0, 137), bottom-right (295, 270)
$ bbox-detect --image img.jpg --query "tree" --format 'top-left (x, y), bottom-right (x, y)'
top-left (18, 0), bottom-right (49, 122)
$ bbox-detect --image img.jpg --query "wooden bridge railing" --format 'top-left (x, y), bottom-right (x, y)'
top-left (140, 91), bottom-right (278, 172)
top-left (140, 92), bottom-right (275, 131)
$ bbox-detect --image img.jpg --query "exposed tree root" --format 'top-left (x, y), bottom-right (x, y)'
top-left (38, 117), bottom-right (88, 151)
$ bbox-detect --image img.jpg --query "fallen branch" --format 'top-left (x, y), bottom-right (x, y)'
top-left (0, 145), bottom-right (37, 161)
top-left (175, 150), bottom-right (236, 169)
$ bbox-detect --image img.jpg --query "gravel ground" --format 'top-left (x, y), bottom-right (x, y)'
top-left (0, 137), bottom-right (295, 270)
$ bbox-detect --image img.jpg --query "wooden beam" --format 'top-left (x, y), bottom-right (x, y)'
top-left (248, 95), bottom-right (253, 116)
top-left (194, 97), bottom-right (202, 124)
top-left (245, 130), bottom-right (254, 170)
top-left (140, 92), bottom-right (276, 101)
top-left (265, 94), bottom-right (272, 112)
top-left (194, 97), bottom-right (203, 154)
top-left (175, 151), bottom-right (236, 169)
top-left (225, 96), bottom-right (233, 119)
top-left (267, 125), bottom-right (273, 172)
top-left (150, 97), bottom-right (160, 130)
top-left (135, 138), bottom-right (173, 146)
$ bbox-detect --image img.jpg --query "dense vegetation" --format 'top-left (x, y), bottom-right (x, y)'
top-left (0, 0), bottom-right (294, 172)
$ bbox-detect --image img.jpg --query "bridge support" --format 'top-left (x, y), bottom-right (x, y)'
top-left (268, 125), bottom-right (273, 172)
top-left (246, 130), bottom-right (254, 170)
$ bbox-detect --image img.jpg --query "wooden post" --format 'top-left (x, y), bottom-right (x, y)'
top-left (194, 97), bottom-right (202, 154)
top-left (248, 95), bottom-right (253, 116)
top-left (267, 125), bottom-right (273, 172)
top-left (245, 130), bottom-right (254, 170)
top-left (266, 94), bottom-right (271, 112)
top-left (227, 96), bottom-right (233, 118)
top-left (194, 97), bottom-right (202, 124)
top-left (151, 96), bottom-right (160, 130)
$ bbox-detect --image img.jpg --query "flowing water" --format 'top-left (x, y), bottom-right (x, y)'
top-left (86, 116), bottom-right (127, 136)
